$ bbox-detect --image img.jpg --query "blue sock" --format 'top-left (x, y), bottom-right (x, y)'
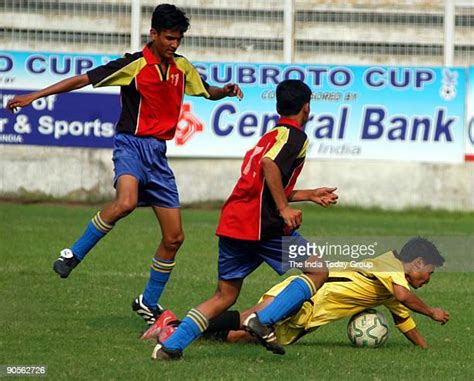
top-left (71, 212), bottom-right (114, 261)
top-left (142, 258), bottom-right (176, 309)
top-left (257, 275), bottom-right (317, 325)
top-left (163, 308), bottom-right (209, 352)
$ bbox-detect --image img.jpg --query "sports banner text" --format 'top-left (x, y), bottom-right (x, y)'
top-left (0, 50), bottom-right (469, 162)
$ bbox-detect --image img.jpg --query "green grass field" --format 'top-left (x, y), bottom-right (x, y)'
top-left (1, 203), bottom-right (473, 380)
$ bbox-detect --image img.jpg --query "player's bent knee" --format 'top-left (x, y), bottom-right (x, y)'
top-left (213, 290), bottom-right (238, 310)
top-left (223, 295), bottom-right (238, 309)
top-left (162, 231), bottom-right (185, 252)
top-left (116, 199), bottom-right (137, 217)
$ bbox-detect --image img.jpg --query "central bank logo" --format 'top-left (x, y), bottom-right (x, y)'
top-left (175, 103), bottom-right (204, 146)
top-left (440, 68), bottom-right (458, 101)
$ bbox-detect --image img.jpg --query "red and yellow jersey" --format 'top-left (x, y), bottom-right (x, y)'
top-left (216, 118), bottom-right (308, 241)
top-left (86, 43), bottom-right (210, 140)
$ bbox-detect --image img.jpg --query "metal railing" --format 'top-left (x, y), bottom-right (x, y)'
top-left (0, 0), bottom-right (472, 66)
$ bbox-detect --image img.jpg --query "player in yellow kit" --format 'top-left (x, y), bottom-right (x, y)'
top-left (186, 237), bottom-right (449, 349)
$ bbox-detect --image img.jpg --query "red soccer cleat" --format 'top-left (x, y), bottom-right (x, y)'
top-left (141, 309), bottom-right (178, 340)
top-left (158, 322), bottom-right (177, 343)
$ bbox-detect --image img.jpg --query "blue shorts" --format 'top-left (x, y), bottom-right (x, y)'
top-left (218, 231), bottom-right (308, 280)
top-left (112, 133), bottom-right (180, 208)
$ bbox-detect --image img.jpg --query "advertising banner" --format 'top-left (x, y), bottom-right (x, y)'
top-left (0, 51), bottom-right (120, 148)
top-left (0, 50), bottom-right (466, 163)
top-left (466, 66), bottom-right (474, 161)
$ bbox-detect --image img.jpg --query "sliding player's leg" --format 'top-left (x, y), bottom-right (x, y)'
top-left (203, 293), bottom-right (274, 343)
top-left (206, 277), bottom-right (316, 346)
top-left (243, 233), bottom-right (327, 350)
top-left (255, 270), bottom-right (327, 326)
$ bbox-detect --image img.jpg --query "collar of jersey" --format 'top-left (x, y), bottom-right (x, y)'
top-left (142, 43), bottom-right (175, 66)
top-left (277, 117), bottom-right (301, 129)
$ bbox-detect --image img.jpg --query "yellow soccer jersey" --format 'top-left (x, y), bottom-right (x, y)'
top-left (262, 251), bottom-right (417, 345)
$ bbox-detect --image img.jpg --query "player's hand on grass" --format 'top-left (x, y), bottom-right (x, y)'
top-left (309, 187), bottom-right (338, 207)
top-left (279, 205), bottom-right (302, 229)
top-left (7, 93), bottom-right (37, 112)
top-left (223, 83), bottom-right (243, 100)
top-left (429, 307), bottom-right (450, 324)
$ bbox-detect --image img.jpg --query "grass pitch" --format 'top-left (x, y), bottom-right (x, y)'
top-left (0, 203), bottom-right (473, 380)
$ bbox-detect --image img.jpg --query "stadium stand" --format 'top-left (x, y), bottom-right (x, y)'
top-left (1, 0), bottom-right (473, 66)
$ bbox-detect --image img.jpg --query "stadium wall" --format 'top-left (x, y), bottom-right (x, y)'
top-left (2, 145), bottom-right (473, 211)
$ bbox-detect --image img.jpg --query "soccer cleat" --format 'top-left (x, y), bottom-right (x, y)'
top-left (243, 313), bottom-right (285, 355)
top-left (141, 309), bottom-right (178, 340)
top-left (158, 322), bottom-right (178, 344)
top-left (53, 249), bottom-right (81, 278)
top-left (151, 343), bottom-right (182, 361)
top-left (131, 294), bottom-right (164, 325)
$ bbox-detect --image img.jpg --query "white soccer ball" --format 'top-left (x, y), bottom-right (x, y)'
top-left (347, 309), bottom-right (389, 348)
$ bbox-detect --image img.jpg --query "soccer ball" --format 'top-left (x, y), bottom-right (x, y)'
top-left (347, 309), bottom-right (389, 348)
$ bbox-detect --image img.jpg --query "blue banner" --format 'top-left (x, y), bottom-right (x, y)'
top-left (0, 90), bottom-right (118, 147)
top-left (0, 50), bottom-right (120, 148)
top-left (0, 50), bottom-right (467, 163)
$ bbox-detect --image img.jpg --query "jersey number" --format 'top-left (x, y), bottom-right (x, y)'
top-left (243, 146), bottom-right (264, 176)
top-left (170, 74), bottom-right (179, 86)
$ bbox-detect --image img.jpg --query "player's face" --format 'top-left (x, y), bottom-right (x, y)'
top-left (150, 28), bottom-right (183, 61)
top-left (406, 261), bottom-right (435, 289)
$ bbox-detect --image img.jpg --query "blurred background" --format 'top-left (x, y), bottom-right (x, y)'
top-left (2, 0), bottom-right (474, 65)
top-left (1, 0), bottom-right (473, 210)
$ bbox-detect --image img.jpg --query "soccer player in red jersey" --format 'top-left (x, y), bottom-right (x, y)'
top-left (7, 4), bottom-right (243, 325)
top-left (152, 79), bottom-right (338, 360)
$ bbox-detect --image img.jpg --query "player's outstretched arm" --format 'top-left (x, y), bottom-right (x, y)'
top-left (393, 284), bottom-right (450, 324)
top-left (261, 157), bottom-right (302, 229)
top-left (391, 313), bottom-right (428, 348)
top-left (7, 74), bottom-right (91, 112)
top-left (289, 187), bottom-right (338, 207)
top-left (207, 83), bottom-right (243, 100)
top-left (402, 327), bottom-right (428, 348)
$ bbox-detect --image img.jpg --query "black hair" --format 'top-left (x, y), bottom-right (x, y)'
top-left (397, 237), bottom-right (445, 267)
top-left (151, 4), bottom-right (190, 33)
top-left (276, 80), bottom-right (312, 116)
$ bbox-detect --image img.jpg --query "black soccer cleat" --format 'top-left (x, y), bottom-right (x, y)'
top-left (151, 343), bottom-right (183, 361)
top-left (243, 313), bottom-right (285, 355)
top-left (131, 294), bottom-right (164, 326)
top-left (53, 249), bottom-right (81, 278)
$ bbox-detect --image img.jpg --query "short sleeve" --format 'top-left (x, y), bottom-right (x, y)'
top-left (263, 127), bottom-right (308, 177)
top-left (87, 53), bottom-right (145, 87)
top-left (374, 271), bottom-right (410, 295)
top-left (383, 298), bottom-right (416, 332)
top-left (370, 252), bottom-right (410, 295)
top-left (175, 56), bottom-right (210, 98)
top-left (396, 317), bottom-right (417, 333)
top-left (383, 297), bottom-right (411, 319)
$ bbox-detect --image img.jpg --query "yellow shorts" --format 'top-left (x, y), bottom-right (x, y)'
top-left (260, 276), bottom-right (315, 345)
top-left (260, 276), bottom-right (370, 345)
